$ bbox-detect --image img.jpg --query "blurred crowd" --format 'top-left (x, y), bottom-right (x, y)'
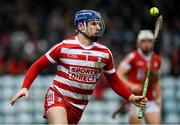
top-left (0, 0), bottom-right (179, 76)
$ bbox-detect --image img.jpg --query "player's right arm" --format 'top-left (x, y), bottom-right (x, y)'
top-left (10, 43), bottom-right (62, 105)
top-left (117, 53), bottom-right (142, 93)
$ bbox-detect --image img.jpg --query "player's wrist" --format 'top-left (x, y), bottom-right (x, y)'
top-left (128, 94), bottom-right (135, 102)
top-left (21, 87), bottom-right (29, 91)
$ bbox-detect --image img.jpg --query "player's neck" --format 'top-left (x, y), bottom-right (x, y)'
top-left (138, 48), bottom-right (150, 56)
top-left (137, 48), bottom-right (151, 61)
top-left (77, 34), bottom-right (94, 46)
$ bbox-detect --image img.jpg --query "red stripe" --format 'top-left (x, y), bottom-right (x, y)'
top-left (58, 62), bottom-right (69, 69)
top-left (53, 80), bottom-right (93, 95)
top-left (56, 70), bottom-right (68, 78)
top-left (92, 46), bottom-right (109, 53)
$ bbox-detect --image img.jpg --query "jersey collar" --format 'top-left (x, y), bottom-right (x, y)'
top-left (137, 48), bottom-right (151, 62)
top-left (75, 36), bottom-right (95, 50)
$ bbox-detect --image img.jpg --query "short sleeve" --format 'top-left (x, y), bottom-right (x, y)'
top-left (103, 50), bottom-right (116, 74)
top-left (45, 43), bottom-right (63, 64)
top-left (120, 52), bottom-right (135, 70)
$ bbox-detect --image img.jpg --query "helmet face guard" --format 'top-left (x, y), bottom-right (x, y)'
top-left (87, 18), bottom-right (105, 37)
top-left (74, 10), bottom-right (105, 38)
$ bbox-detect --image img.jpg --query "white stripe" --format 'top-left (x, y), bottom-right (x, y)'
top-left (60, 58), bottom-right (106, 68)
top-left (45, 53), bottom-right (56, 63)
top-left (57, 65), bottom-right (68, 74)
top-left (54, 75), bottom-right (96, 90)
top-left (54, 85), bottom-right (92, 100)
top-left (61, 48), bottom-right (109, 59)
top-left (70, 103), bottom-right (86, 110)
top-left (62, 39), bottom-right (79, 44)
top-left (103, 68), bottom-right (116, 74)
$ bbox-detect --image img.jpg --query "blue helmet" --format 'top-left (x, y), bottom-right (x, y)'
top-left (74, 9), bottom-right (105, 36)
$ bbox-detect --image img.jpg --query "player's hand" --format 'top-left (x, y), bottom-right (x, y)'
top-left (112, 112), bottom-right (118, 119)
top-left (111, 101), bottom-right (128, 119)
top-left (10, 88), bottom-right (29, 106)
top-left (129, 94), bottom-right (148, 110)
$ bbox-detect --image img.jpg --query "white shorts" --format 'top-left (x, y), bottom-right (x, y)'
top-left (129, 100), bottom-right (160, 114)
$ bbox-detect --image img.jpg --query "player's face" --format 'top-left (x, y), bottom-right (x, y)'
top-left (139, 38), bottom-right (153, 55)
top-left (85, 20), bottom-right (103, 40)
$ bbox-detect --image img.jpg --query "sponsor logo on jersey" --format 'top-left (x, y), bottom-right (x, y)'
top-left (69, 66), bottom-right (100, 83)
top-left (68, 54), bottom-right (78, 59)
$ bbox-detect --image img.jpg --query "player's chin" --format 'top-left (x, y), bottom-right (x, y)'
top-left (142, 49), bottom-right (151, 54)
top-left (89, 35), bottom-right (100, 41)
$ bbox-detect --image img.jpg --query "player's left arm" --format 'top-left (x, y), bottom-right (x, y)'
top-left (103, 50), bottom-right (147, 109)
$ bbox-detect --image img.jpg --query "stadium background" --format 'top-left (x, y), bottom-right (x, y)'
top-left (0, 0), bottom-right (180, 124)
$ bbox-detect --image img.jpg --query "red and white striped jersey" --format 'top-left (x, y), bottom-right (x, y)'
top-left (45, 36), bottom-right (115, 110)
